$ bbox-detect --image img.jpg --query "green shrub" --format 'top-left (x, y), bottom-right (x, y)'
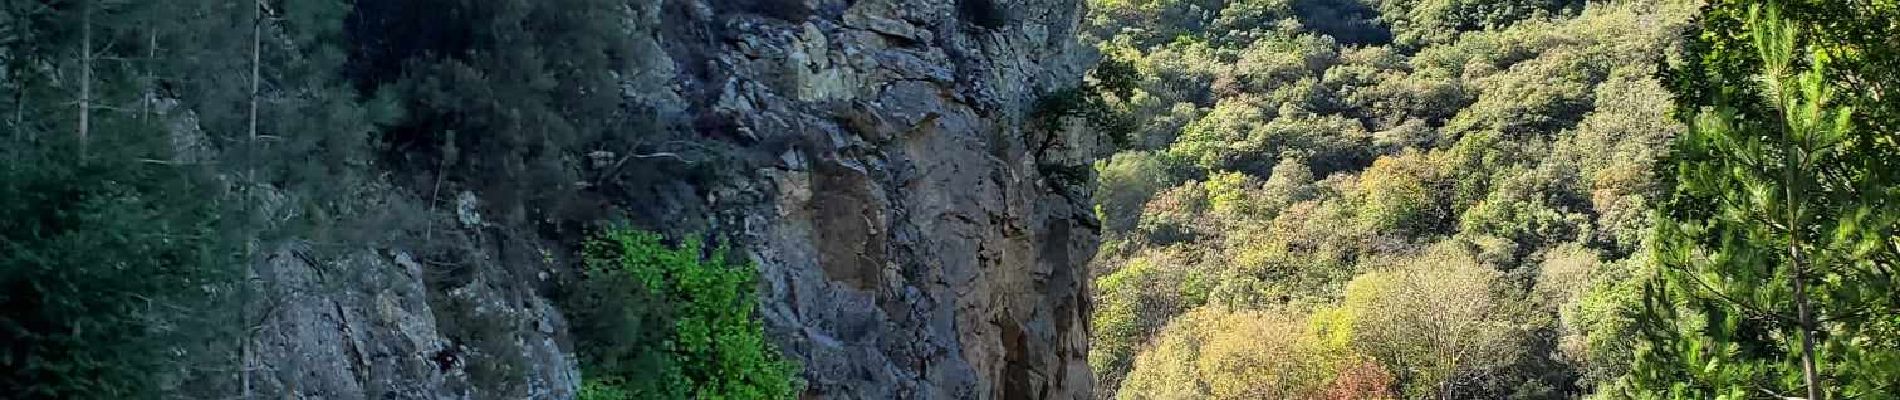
top-left (570, 227), bottom-right (799, 400)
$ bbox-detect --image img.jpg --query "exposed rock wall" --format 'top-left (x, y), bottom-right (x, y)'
top-left (647, 0), bottom-right (1104, 398)
top-left (234, 0), bottom-right (1101, 398)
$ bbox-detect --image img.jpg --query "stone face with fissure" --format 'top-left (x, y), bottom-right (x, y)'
top-left (664, 0), bottom-right (1103, 397)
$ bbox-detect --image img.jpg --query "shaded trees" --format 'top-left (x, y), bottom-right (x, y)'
top-left (0, 3), bottom-right (241, 396)
top-left (0, 111), bottom-right (235, 400)
top-left (347, 0), bottom-right (646, 229)
top-left (0, 0), bottom-right (761, 398)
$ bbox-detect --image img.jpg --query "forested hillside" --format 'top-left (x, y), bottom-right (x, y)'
top-left (9, 0), bottom-right (1900, 398)
top-left (1080, 0), bottom-right (1900, 398)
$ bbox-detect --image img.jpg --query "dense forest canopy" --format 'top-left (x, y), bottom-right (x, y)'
top-left (1080, 0), bottom-right (1900, 398)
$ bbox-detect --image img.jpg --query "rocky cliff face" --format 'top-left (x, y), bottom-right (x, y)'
top-left (241, 0), bottom-right (1100, 399)
top-left (659, 0), bottom-right (1103, 397)
top-left (653, 0), bottom-right (1103, 398)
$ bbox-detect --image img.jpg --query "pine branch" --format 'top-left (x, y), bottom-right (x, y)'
top-left (1663, 261), bottom-right (1797, 325)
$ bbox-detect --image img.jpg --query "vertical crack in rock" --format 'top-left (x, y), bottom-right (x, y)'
top-left (640, 0), bottom-right (1103, 398)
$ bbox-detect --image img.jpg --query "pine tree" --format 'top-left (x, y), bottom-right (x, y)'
top-left (1633, 2), bottom-right (1900, 399)
top-left (0, 2), bottom-right (239, 397)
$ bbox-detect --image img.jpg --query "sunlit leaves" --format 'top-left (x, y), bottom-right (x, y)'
top-left (1117, 306), bottom-right (1390, 400)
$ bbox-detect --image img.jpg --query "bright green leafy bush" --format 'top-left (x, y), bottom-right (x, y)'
top-left (570, 227), bottom-right (799, 400)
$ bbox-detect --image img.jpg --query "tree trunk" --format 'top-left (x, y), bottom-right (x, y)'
top-left (240, 1), bottom-right (264, 398)
top-left (248, 0), bottom-right (261, 145)
top-left (78, 0), bottom-right (91, 153)
top-left (1786, 263), bottom-right (1816, 400)
top-left (143, 26), bottom-right (156, 121)
top-left (1787, 147), bottom-right (1820, 400)
top-left (1793, 252), bottom-right (1820, 400)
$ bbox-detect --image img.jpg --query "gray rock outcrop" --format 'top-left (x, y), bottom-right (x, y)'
top-left (657, 0), bottom-right (1103, 398)
top-left (230, 0), bottom-right (1101, 398)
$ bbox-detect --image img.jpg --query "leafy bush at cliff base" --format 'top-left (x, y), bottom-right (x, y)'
top-left (570, 227), bottom-right (799, 400)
